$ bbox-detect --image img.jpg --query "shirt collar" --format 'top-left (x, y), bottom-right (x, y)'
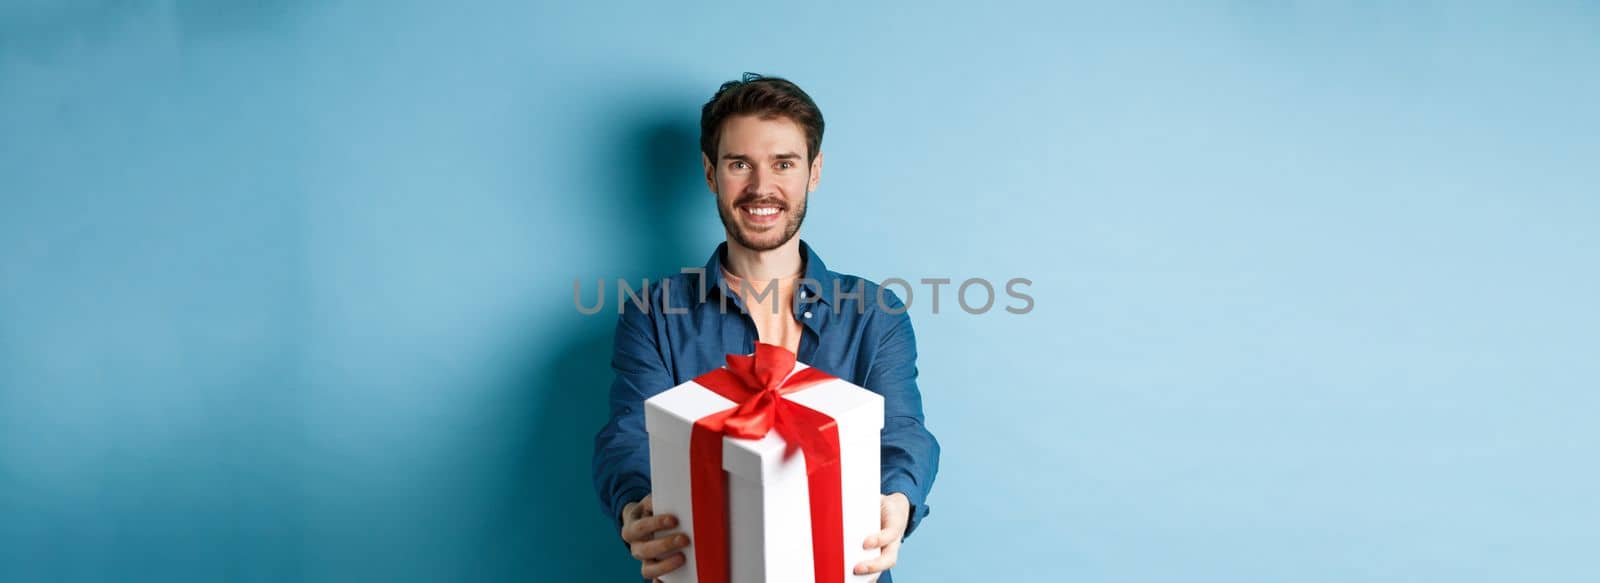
top-left (700, 239), bottom-right (835, 306)
top-left (799, 240), bottom-right (836, 306)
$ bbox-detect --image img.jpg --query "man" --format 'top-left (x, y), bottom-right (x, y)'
top-left (591, 73), bottom-right (940, 582)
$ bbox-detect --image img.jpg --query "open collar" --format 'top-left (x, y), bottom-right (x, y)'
top-left (699, 239), bottom-right (836, 307)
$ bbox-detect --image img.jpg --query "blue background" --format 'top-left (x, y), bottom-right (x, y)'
top-left (3, 1), bottom-right (1597, 581)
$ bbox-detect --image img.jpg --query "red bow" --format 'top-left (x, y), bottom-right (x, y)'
top-left (688, 343), bottom-right (845, 583)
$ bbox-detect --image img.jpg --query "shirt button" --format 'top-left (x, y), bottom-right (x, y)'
top-left (800, 289), bottom-right (809, 297)
top-left (803, 311), bottom-right (812, 319)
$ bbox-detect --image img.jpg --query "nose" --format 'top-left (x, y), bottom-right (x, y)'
top-left (746, 165), bottom-right (778, 197)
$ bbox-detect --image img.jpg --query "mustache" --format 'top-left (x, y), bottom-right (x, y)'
top-left (731, 196), bottom-right (787, 209)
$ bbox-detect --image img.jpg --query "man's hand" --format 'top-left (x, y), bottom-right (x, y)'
top-left (853, 492), bottom-right (910, 581)
top-left (620, 494), bottom-right (690, 581)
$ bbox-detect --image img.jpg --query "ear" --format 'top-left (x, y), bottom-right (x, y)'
top-left (702, 152), bottom-right (718, 194)
top-left (808, 151), bottom-right (824, 192)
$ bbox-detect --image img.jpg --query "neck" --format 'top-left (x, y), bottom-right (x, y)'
top-left (724, 235), bottom-right (804, 282)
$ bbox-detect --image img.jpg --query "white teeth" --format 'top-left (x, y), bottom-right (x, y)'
top-left (747, 207), bottom-right (779, 216)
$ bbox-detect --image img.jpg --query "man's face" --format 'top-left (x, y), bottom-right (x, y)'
top-left (704, 114), bottom-right (822, 252)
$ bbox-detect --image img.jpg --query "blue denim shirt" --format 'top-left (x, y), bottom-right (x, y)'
top-left (592, 240), bottom-right (941, 545)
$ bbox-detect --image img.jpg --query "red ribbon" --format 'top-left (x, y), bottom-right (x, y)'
top-left (688, 343), bottom-right (845, 583)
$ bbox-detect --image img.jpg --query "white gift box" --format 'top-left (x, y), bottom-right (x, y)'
top-left (645, 360), bottom-right (884, 583)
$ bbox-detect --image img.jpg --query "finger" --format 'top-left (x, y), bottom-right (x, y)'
top-left (853, 543), bottom-right (898, 575)
top-left (630, 532), bottom-right (690, 561)
top-left (621, 500), bottom-right (649, 529)
top-left (862, 524), bottom-right (900, 549)
top-left (641, 552), bottom-right (686, 579)
top-left (624, 513), bottom-right (679, 543)
top-left (641, 495), bottom-right (654, 516)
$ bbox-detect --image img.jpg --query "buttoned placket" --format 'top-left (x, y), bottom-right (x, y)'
top-left (795, 284), bottom-right (824, 364)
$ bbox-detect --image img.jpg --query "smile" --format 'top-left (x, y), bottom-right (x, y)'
top-left (739, 204), bottom-right (784, 224)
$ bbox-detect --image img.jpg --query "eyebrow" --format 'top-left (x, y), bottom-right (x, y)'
top-left (721, 152), bottom-right (804, 162)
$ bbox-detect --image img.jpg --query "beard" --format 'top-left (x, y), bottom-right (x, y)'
top-left (717, 187), bottom-right (808, 252)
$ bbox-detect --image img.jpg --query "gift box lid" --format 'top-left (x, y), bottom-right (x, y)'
top-left (644, 361), bottom-right (884, 483)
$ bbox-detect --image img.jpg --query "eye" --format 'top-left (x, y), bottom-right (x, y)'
top-left (777, 161), bottom-right (794, 170)
top-left (730, 161), bottom-right (748, 170)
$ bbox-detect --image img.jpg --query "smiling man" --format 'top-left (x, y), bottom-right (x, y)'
top-left (592, 73), bottom-right (940, 582)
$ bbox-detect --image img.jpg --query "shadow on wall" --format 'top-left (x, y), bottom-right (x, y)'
top-left (478, 109), bottom-right (705, 580)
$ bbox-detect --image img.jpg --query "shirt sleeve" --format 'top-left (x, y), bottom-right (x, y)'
top-left (863, 289), bottom-right (941, 538)
top-left (591, 293), bottom-right (673, 526)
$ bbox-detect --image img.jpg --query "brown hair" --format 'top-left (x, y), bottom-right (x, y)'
top-left (700, 73), bottom-right (825, 163)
